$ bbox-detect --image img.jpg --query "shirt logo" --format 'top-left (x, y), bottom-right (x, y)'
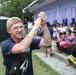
top-left (20, 59), bottom-right (28, 75)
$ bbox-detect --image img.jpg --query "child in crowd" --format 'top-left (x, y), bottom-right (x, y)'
top-left (67, 27), bottom-right (76, 66)
top-left (59, 32), bottom-right (69, 54)
top-left (56, 32), bottom-right (63, 53)
top-left (52, 24), bottom-right (58, 39)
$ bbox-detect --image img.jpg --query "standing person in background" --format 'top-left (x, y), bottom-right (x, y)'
top-left (37, 26), bottom-right (43, 37)
top-left (1, 12), bottom-right (51, 75)
top-left (25, 18), bottom-right (33, 33)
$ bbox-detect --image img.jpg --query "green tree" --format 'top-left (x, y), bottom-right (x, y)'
top-left (0, 0), bottom-right (33, 19)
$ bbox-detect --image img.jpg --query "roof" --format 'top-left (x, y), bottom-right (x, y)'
top-left (22, 0), bottom-right (57, 13)
top-left (0, 16), bottom-right (9, 20)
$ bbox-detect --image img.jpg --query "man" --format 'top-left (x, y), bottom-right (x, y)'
top-left (2, 12), bottom-right (51, 75)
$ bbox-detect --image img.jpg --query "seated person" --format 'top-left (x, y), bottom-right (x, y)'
top-left (52, 24), bottom-right (58, 39)
top-left (55, 32), bottom-right (63, 53)
top-left (66, 30), bottom-right (73, 47)
top-left (59, 32), bottom-right (68, 54)
top-left (69, 23), bottom-right (74, 32)
top-left (67, 27), bottom-right (76, 66)
top-left (60, 31), bottom-right (74, 54)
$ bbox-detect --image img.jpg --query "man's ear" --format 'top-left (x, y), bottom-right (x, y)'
top-left (7, 29), bottom-right (11, 34)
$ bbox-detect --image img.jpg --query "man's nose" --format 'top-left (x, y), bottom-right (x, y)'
top-left (18, 27), bottom-right (22, 31)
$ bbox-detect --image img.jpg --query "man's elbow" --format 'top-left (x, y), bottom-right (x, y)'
top-left (19, 46), bottom-right (26, 53)
top-left (12, 44), bottom-right (27, 54)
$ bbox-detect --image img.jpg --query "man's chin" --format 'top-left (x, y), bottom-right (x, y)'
top-left (17, 36), bottom-right (23, 39)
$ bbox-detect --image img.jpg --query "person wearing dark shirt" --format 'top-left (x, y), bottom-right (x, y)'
top-left (1, 12), bottom-right (51, 75)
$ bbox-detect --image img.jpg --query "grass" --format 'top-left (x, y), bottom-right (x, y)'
top-left (0, 45), bottom-right (5, 75)
top-left (32, 48), bottom-right (61, 75)
top-left (25, 27), bottom-right (28, 34)
top-left (0, 45), bottom-right (60, 75)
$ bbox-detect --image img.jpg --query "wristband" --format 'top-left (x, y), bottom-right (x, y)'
top-left (44, 45), bottom-right (51, 48)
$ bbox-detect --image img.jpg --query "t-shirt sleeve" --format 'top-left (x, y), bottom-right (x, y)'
top-left (30, 38), bottom-right (41, 50)
top-left (2, 41), bottom-right (15, 57)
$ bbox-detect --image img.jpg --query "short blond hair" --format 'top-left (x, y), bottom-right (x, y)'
top-left (6, 17), bottom-right (22, 28)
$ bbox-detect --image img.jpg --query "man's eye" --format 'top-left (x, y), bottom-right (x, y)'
top-left (20, 26), bottom-right (23, 28)
top-left (14, 27), bottom-right (18, 30)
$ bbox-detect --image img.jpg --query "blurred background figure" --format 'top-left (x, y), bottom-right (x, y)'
top-left (37, 26), bottom-right (43, 38)
top-left (25, 18), bottom-right (33, 33)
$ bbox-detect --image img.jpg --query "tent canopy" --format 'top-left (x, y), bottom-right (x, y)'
top-left (0, 16), bottom-right (9, 20)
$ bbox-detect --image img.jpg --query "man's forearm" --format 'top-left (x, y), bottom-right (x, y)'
top-left (43, 25), bottom-right (51, 46)
top-left (20, 18), bottom-right (42, 50)
top-left (20, 27), bottom-right (37, 49)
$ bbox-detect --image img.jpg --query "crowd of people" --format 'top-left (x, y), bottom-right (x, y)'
top-left (24, 15), bottom-right (76, 65)
top-left (27, 20), bottom-right (76, 60)
top-left (36, 22), bottom-right (76, 66)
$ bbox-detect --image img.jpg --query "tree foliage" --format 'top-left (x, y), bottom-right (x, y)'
top-left (0, 0), bottom-right (34, 20)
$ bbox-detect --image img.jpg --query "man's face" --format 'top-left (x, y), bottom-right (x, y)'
top-left (7, 22), bottom-right (24, 39)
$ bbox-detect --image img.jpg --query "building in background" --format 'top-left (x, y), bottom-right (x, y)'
top-left (22, 0), bottom-right (76, 26)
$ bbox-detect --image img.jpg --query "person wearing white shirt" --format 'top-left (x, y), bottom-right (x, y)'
top-left (25, 19), bottom-right (33, 33)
